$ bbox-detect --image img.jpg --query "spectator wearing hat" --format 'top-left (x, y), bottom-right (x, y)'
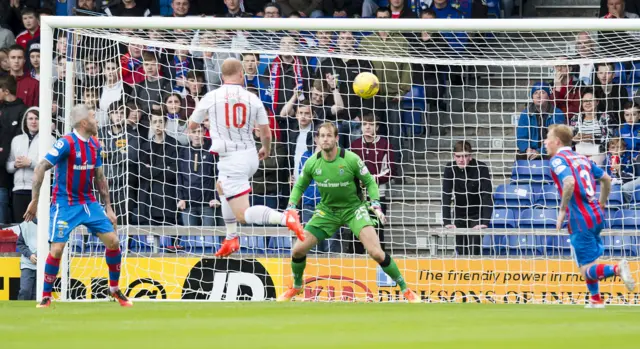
top-left (516, 81), bottom-right (565, 160)
top-left (26, 40), bottom-right (40, 80)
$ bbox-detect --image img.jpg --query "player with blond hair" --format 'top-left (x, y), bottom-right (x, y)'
top-left (188, 58), bottom-right (304, 257)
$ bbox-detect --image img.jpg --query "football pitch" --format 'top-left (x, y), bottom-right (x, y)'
top-left (1, 302), bottom-right (640, 349)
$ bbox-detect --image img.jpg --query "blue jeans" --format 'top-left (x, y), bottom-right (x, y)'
top-left (0, 188), bottom-right (9, 224)
top-left (181, 204), bottom-right (220, 226)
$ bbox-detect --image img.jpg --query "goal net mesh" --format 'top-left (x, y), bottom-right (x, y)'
top-left (48, 24), bottom-right (640, 304)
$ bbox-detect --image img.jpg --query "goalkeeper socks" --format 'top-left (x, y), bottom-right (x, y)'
top-left (244, 205), bottom-right (285, 226)
top-left (586, 264), bottom-right (617, 280)
top-left (379, 254), bottom-right (408, 292)
top-left (291, 255), bottom-right (307, 289)
top-left (105, 248), bottom-right (122, 293)
top-left (586, 279), bottom-right (601, 302)
top-left (43, 253), bottom-right (61, 298)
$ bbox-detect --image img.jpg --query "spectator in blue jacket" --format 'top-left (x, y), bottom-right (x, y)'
top-left (14, 220), bottom-right (37, 300)
top-left (516, 82), bottom-right (565, 160)
top-left (620, 101), bottom-right (640, 156)
top-left (177, 125), bottom-right (221, 226)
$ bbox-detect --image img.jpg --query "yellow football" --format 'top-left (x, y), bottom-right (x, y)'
top-left (353, 72), bottom-right (380, 99)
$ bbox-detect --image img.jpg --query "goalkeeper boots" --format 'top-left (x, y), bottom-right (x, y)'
top-left (617, 259), bottom-right (636, 292)
top-left (111, 289), bottom-right (133, 307)
top-left (284, 210), bottom-right (305, 241)
top-left (403, 289), bottom-right (421, 303)
top-left (215, 236), bottom-right (240, 257)
top-left (277, 286), bottom-right (302, 302)
top-left (36, 297), bottom-right (52, 308)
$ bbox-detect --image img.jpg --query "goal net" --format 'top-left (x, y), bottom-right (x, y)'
top-left (36, 17), bottom-right (640, 304)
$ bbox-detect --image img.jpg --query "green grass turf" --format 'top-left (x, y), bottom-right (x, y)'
top-left (1, 302), bottom-right (640, 349)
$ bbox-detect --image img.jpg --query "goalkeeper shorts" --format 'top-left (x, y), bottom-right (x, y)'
top-left (305, 204), bottom-right (376, 241)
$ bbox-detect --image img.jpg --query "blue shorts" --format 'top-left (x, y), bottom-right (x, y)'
top-left (570, 222), bottom-right (605, 267)
top-left (49, 202), bottom-right (114, 243)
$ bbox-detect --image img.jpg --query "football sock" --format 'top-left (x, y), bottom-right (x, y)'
top-left (244, 205), bottom-right (285, 226)
top-left (586, 264), bottom-right (617, 280)
top-left (43, 253), bottom-right (60, 298)
top-left (586, 279), bottom-right (601, 302)
top-left (292, 256), bottom-right (307, 289)
top-left (378, 253), bottom-right (407, 292)
top-left (105, 248), bottom-right (121, 293)
top-left (220, 196), bottom-right (238, 239)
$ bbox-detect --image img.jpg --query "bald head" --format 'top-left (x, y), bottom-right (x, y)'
top-left (221, 58), bottom-right (244, 84)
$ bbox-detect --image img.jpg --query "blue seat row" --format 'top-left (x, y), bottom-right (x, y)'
top-left (491, 208), bottom-right (640, 229)
top-left (482, 234), bottom-right (637, 256)
top-left (495, 183), bottom-right (625, 209)
top-left (69, 235), bottom-right (293, 255)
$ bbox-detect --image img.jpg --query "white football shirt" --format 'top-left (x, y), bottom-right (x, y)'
top-left (190, 84), bottom-right (270, 154)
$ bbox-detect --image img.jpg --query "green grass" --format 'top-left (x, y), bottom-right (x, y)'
top-left (1, 302), bottom-right (640, 349)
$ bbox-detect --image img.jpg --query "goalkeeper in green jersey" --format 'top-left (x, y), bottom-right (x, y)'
top-left (277, 122), bottom-right (420, 302)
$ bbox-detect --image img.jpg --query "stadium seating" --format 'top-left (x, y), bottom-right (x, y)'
top-left (494, 184), bottom-right (535, 208)
top-left (507, 235), bottom-right (545, 255)
top-left (602, 235), bottom-right (636, 257)
top-left (518, 208), bottom-right (558, 229)
top-left (130, 235), bottom-right (156, 253)
top-left (611, 210), bottom-right (640, 230)
top-left (482, 234), bottom-right (507, 255)
top-left (510, 160), bottom-right (552, 186)
top-left (180, 235), bottom-right (219, 254)
top-left (546, 235), bottom-right (572, 256)
top-left (534, 184), bottom-right (560, 208)
top-left (267, 236), bottom-right (292, 254)
top-left (489, 208), bottom-right (517, 228)
top-left (240, 236), bottom-right (266, 254)
top-left (595, 184), bottom-right (624, 208)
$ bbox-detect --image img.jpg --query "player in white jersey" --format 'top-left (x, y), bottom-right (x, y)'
top-left (189, 58), bottom-right (304, 257)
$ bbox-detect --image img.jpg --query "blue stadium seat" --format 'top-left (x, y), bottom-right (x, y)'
top-left (180, 235), bottom-right (218, 254)
top-left (69, 233), bottom-right (84, 254)
top-left (518, 208), bottom-right (558, 229)
top-left (595, 184), bottom-right (624, 208)
top-left (489, 208), bottom-right (517, 228)
top-left (158, 235), bottom-right (176, 251)
top-left (507, 235), bottom-right (545, 255)
top-left (267, 236), bottom-right (292, 254)
top-left (603, 235), bottom-right (636, 257)
top-left (400, 85), bottom-right (427, 137)
top-left (546, 235), bottom-right (572, 256)
top-left (482, 234), bottom-right (507, 256)
top-left (85, 235), bottom-right (105, 254)
top-left (240, 236), bottom-right (266, 254)
top-left (534, 184), bottom-right (560, 208)
top-left (510, 160), bottom-right (552, 184)
top-left (494, 184), bottom-right (534, 208)
top-left (611, 210), bottom-right (640, 230)
top-left (130, 235), bottom-right (156, 253)
top-left (604, 208), bottom-right (620, 229)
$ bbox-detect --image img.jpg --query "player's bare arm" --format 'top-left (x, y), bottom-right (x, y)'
top-left (257, 123), bottom-right (272, 160)
top-left (23, 159), bottom-right (54, 222)
top-left (95, 167), bottom-right (118, 228)
top-left (597, 173), bottom-right (612, 209)
top-left (556, 176), bottom-right (575, 231)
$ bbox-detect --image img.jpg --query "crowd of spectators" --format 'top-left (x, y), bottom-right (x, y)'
top-left (2, 0), bottom-right (640, 260)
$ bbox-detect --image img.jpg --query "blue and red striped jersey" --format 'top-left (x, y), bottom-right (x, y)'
top-left (44, 131), bottom-right (103, 206)
top-left (550, 147), bottom-right (605, 234)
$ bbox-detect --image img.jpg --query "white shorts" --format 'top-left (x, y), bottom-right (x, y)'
top-left (217, 148), bottom-right (259, 199)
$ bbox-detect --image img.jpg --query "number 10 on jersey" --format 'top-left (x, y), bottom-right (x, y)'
top-left (225, 102), bottom-right (247, 128)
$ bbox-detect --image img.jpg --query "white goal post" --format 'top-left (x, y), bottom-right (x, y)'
top-left (36, 16), bottom-right (640, 303)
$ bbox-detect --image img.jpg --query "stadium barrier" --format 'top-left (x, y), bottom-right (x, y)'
top-left (2, 257), bottom-right (639, 304)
